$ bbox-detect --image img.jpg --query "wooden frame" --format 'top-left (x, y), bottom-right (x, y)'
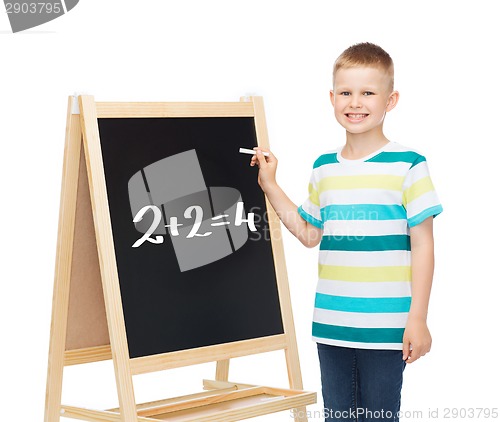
top-left (44, 95), bottom-right (315, 422)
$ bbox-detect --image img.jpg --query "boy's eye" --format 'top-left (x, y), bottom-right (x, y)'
top-left (339, 92), bottom-right (351, 96)
top-left (363, 91), bottom-right (375, 96)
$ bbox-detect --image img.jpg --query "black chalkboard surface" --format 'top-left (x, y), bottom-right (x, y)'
top-left (98, 117), bottom-right (284, 359)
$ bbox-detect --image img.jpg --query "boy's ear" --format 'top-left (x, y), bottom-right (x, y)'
top-left (329, 90), bottom-right (335, 107)
top-left (386, 90), bottom-right (400, 112)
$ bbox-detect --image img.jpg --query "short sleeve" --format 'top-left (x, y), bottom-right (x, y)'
top-left (298, 169), bottom-right (323, 229)
top-left (402, 156), bottom-right (443, 228)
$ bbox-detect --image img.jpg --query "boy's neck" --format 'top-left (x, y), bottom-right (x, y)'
top-left (342, 130), bottom-right (390, 160)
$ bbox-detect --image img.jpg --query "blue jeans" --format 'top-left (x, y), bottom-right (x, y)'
top-left (317, 343), bottom-right (406, 422)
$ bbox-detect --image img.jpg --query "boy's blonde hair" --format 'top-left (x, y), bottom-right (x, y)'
top-left (333, 42), bottom-right (394, 91)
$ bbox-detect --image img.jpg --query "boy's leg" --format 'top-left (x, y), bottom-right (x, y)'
top-left (355, 349), bottom-right (406, 422)
top-left (317, 343), bottom-right (358, 421)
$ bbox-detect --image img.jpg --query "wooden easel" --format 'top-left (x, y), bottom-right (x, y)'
top-left (44, 95), bottom-right (315, 422)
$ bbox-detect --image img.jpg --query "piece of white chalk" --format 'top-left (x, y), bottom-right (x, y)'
top-left (239, 147), bottom-right (270, 157)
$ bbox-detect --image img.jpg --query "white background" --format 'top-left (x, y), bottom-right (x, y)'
top-left (1, 1), bottom-right (499, 420)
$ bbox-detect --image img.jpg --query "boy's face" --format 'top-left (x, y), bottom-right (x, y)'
top-left (330, 66), bottom-right (398, 137)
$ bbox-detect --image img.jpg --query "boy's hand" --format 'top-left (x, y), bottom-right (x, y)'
top-left (250, 147), bottom-right (278, 191)
top-left (248, 146), bottom-right (322, 248)
top-left (402, 317), bottom-right (432, 363)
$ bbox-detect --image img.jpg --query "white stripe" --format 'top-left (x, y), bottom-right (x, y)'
top-left (388, 142), bottom-right (422, 155)
top-left (300, 200), bottom-right (322, 221)
top-left (319, 189), bottom-right (403, 205)
top-left (317, 161), bottom-right (410, 177)
top-left (318, 250), bottom-right (411, 267)
top-left (313, 308), bottom-right (408, 328)
top-left (313, 337), bottom-right (403, 350)
top-left (323, 219), bottom-right (409, 236)
top-left (316, 278), bottom-right (412, 298)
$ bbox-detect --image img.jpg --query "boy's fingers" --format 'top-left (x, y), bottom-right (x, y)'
top-left (411, 345), bottom-right (424, 361)
top-left (252, 147), bottom-right (271, 155)
top-left (402, 339), bottom-right (411, 362)
top-left (266, 150), bottom-right (277, 162)
top-left (253, 147), bottom-right (277, 163)
top-left (255, 149), bottom-right (268, 167)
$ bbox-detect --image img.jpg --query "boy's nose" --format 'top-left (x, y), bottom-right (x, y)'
top-left (349, 96), bottom-right (362, 108)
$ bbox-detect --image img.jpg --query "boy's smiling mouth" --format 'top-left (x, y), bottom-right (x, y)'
top-left (345, 113), bottom-right (369, 122)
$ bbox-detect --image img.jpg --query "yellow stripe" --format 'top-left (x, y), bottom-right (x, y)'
top-left (318, 265), bottom-right (411, 282)
top-left (319, 175), bottom-right (404, 192)
top-left (308, 183), bottom-right (320, 206)
top-left (403, 176), bottom-right (435, 206)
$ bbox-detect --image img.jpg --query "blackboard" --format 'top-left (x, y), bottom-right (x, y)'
top-left (98, 117), bottom-right (284, 359)
top-left (45, 97), bottom-right (313, 422)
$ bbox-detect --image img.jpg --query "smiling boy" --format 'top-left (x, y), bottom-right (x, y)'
top-left (250, 43), bottom-right (442, 421)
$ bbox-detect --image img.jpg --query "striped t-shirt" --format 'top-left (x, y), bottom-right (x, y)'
top-left (298, 141), bottom-right (442, 350)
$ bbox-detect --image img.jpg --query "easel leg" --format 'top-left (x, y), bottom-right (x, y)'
top-left (284, 347), bottom-right (309, 422)
top-left (79, 95), bottom-right (139, 422)
top-left (215, 359), bottom-right (230, 382)
top-left (45, 99), bottom-right (83, 422)
top-left (251, 95), bottom-right (311, 420)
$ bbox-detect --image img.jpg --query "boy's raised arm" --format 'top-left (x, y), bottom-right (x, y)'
top-left (250, 148), bottom-right (322, 248)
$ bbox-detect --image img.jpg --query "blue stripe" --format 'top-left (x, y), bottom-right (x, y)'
top-left (320, 234), bottom-right (410, 251)
top-left (298, 206), bottom-right (323, 229)
top-left (365, 151), bottom-right (426, 166)
top-left (313, 153), bottom-right (339, 169)
top-left (313, 322), bottom-right (404, 344)
top-left (315, 293), bottom-right (411, 313)
top-left (321, 204), bottom-right (407, 221)
top-left (408, 204), bottom-right (443, 227)
top-left (410, 155), bottom-right (427, 169)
